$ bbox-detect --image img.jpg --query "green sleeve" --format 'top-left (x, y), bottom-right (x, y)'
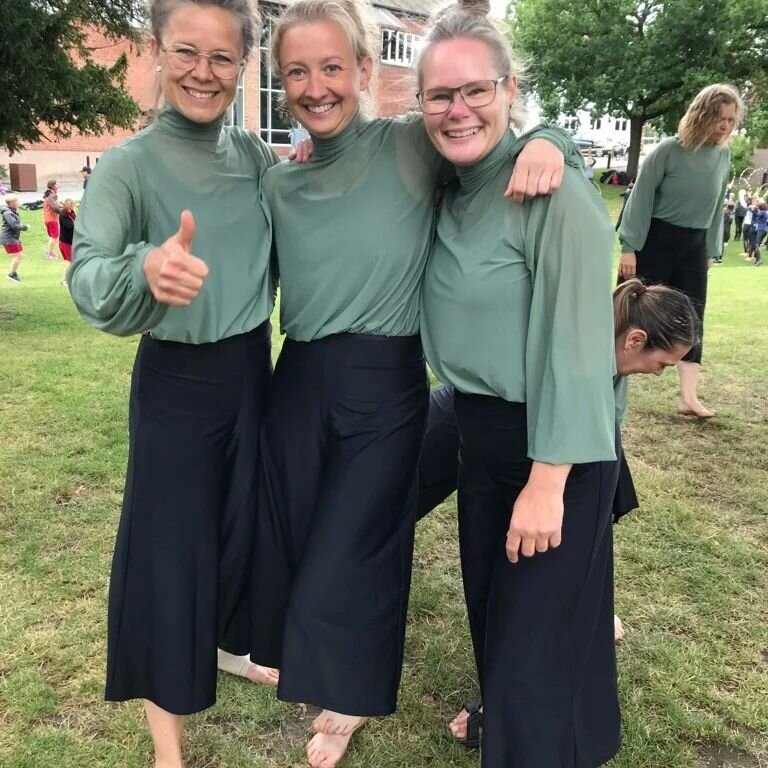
top-left (68, 148), bottom-right (168, 336)
top-left (706, 170), bottom-right (728, 260)
top-left (523, 168), bottom-right (617, 464)
top-left (511, 123), bottom-right (584, 171)
top-left (619, 141), bottom-right (669, 253)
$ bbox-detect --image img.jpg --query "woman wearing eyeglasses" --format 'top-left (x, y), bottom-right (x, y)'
top-left (248, 0), bottom-right (582, 766)
top-left (68, 1), bottom-right (279, 765)
top-left (418, 7), bottom-right (620, 767)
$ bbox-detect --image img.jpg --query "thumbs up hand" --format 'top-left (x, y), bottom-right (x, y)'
top-left (143, 210), bottom-right (209, 306)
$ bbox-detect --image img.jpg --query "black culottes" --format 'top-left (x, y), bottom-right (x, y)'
top-left (454, 393), bottom-right (621, 768)
top-left (634, 217), bottom-right (707, 364)
top-left (251, 333), bottom-right (428, 716)
top-left (106, 323), bottom-right (272, 715)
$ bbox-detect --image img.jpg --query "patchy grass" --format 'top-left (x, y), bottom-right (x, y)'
top-left (1, 197), bottom-right (767, 767)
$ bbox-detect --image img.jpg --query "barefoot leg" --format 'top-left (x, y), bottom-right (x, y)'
top-left (676, 361), bottom-right (716, 418)
top-left (312, 710), bottom-right (366, 736)
top-left (144, 700), bottom-right (185, 768)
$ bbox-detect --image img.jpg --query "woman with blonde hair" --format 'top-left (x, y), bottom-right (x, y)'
top-left (618, 83), bottom-right (742, 418)
top-left (249, 0), bottom-right (579, 765)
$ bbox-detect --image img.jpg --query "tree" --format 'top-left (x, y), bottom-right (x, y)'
top-left (510, 0), bottom-right (768, 178)
top-left (0, 0), bottom-right (146, 153)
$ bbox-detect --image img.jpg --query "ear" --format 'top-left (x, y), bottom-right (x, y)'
top-left (149, 36), bottom-right (160, 59)
top-left (359, 55), bottom-right (373, 91)
top-left (624, 328), bottom-right (648, 350)
top-left (504, 74), bottom-right (518, 106)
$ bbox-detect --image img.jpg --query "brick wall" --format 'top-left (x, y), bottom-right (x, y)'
top-left (1, 10), bottom-right (429, 178)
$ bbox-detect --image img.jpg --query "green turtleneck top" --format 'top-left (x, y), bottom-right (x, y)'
top-left (68, 105), bottom-right (279, 344)
top-left (619, 137), bottom-right (730, 260)
top-left (264, 113), bottom-right (578, 342)
top-left (421, 130), bottom-right (617, 465)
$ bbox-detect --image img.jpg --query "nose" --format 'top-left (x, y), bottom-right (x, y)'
top-left (190, 55), bottom-right (214, 81)
top-left (305, 70), bottom-right (327, 100)
top-left (446, 92), bottom-right (471, 119)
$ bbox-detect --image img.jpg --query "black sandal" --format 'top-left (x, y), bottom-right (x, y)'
top-left (454, 701), bottom-right (483, 750)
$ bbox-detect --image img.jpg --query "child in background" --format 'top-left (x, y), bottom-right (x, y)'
top-left (58, 199), bottom-right (77, 284)
top-left (1, 194), bottom-right (29, 282)
top-left (42, 180), bottom-right (62, 259)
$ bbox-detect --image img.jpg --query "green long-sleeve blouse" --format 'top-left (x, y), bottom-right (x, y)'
top-left (421, 130), bottom-right (617, 465)
top-left (68, 105), bottom-right (279, 343)
top-left (263, 112), bottom-right (579, 342)
top-left (619, 137), bottom-right (730, 261)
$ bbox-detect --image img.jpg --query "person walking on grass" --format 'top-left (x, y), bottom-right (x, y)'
top-left (68, 1), bottom-right (281, 765)
top-left (43, 180), bottom-right (62, 259)
top-left (1, 194), bottom-right (29, 282)
top-left (58, 199), bottom-right (77, 285)
top-left (618, 83), bottom-right (743, 419)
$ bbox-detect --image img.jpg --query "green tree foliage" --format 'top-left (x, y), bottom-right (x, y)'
top-left (0, 0), bottom-right (145, 153)
top-left (510, 0), bottom-right (768, 177)
top-left (730, 135), bottom-right (756, 177)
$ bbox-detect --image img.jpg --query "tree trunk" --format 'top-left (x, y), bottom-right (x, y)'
top-left (626, 117), bottom-right (646, 179)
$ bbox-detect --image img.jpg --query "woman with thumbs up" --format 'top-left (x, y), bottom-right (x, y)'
top-left (67, 0), bottom-right (279, 764)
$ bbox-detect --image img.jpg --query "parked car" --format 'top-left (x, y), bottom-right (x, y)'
top-left (573, 137), bottom-right (606, 157)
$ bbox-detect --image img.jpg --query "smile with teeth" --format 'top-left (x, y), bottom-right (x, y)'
top-left (184, 87), bottom-right (218, 100)
top-left (304, 103), bottom-right (336, 114)
top-left (445, 127), bottom-right (481, 138)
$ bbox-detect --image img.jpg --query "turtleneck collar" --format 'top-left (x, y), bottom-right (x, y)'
top-left (456, 129), bottom-right (517, 193)
top-left (155, 103), bottom-right (225, 143)
top-left (311, 111), bottom-right (369, 162)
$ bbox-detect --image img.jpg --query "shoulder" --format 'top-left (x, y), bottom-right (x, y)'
top-left (224, 126), bottom-right (281, 169)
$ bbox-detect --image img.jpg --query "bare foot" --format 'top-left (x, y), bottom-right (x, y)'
top-left (246, 663), bottom-right (279, 686)
top-left (449, 708), bottom-right (470, 740)
top-left (307, 732), bottom-right (355, 768)
top-left (677, 399), bottom-right (716, 418)
top-left (614, 614), bottom-right (625, 642)
top-left (217, 649), bottom-right (279, 687)
top-left (312, 711), bottom-right (366, 736)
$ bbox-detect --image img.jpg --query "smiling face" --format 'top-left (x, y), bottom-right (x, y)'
top-left (419, 37), bottom-right (516, 166)
top-left (151, 4), bottom-right (243, 124)
top-left (615, 330), bottom-right (692, 376)
top-left (708, 102), bottom-right (738, 145)
top-left (279, 21), bottom-right (372, 139)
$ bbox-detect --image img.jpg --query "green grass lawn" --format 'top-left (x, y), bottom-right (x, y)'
top-left (1, 191), bottom-right (767, 767)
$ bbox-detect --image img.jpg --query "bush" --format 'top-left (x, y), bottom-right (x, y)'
top-left (731, 135), bottom-right (756, 178)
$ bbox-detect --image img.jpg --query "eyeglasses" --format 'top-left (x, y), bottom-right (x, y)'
top-left (160, 45), bottom-right (243, 79)
top-left (417, 76), bottom-right (509, 115)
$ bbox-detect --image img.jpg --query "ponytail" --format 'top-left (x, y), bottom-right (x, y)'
top-left (613, 279), bottom-right (699, 351)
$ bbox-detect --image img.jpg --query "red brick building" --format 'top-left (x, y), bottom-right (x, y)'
top-left (0, 0), bottom-right (434, 182)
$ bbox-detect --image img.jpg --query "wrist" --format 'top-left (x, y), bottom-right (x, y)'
top-left (527, 461), bottom-right (571, 492)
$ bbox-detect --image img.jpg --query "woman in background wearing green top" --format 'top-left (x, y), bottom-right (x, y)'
top-left (68, 0), bottom-right (279, 765)
top-left (618, 84), bottom-right (743, 419)
top-left (417, 7), bottom-right (619, 766)
top-left (248, 0), bottom-right (579, 765)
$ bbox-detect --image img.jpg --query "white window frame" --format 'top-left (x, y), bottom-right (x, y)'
top-left (259, 15), bottom-right (291, 146)
top-left (381, 29), bottom-right (420, 68)
top-left (227, 78), bottom-right (246, 128)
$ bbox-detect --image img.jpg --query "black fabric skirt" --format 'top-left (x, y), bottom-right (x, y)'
top-left (454, 392), bottom-right (621, 768)
top-left (633, 217), bottom-right (708, 363)
top-left (105, 322), bottom-right (272, 715)
top-left (251, 333), bottom-right (428, 716)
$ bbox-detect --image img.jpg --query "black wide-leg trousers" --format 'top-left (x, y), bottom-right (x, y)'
top-left (634, 217), bottom-right (708, 364)
top-left (454, 393), bottom-right (621, 768)
top-left (251, 333), bottom-right (428, 716)
top-left (106, 322), bottom-right (272, 715)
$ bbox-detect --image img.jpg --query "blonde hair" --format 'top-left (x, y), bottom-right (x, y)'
top-left (678, 83), bottom-right (743, 150)
top-left (3, 194), bottom-right (19, 206)
top-left (62, 198), bottom-right (76, 208)
top-left (270, 0), bottom-right (378, 74)
top-left (415, 4), bottom-right (527, 130)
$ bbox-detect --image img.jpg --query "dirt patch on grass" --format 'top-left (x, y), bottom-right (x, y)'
top-left (697, 741), bottom-right (760, 768)
top-left (0, 310), bottom-right (18, 323)
top-left (53, 485), bottom-right (97, 506)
